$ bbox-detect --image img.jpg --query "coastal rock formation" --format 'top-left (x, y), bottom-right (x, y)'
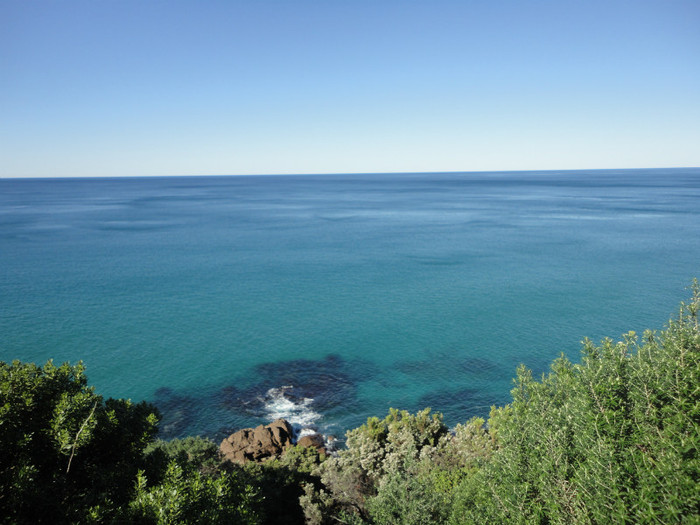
top-left (297, 433), bottom-right (328, 456)
top-left (220, 418), bottom-right (294, 463)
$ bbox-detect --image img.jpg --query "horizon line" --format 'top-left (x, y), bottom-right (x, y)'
top-left (1, 166), bottom-right (699, 180)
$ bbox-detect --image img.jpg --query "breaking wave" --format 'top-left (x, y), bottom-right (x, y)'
top-left (261, 385), bottom-right (322, 439)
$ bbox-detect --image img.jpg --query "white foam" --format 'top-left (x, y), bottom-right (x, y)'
top-left (262, 386), bottom-right (322, 439)
top-left (297, 427), bottom-right (319, 439)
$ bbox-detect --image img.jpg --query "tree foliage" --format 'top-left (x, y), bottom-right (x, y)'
top-left (451, 281), bottom-right (700, 524)
top-left (126, 461), bottom-right (261, 525)
top-left (0, 360), bottom-right (159, 523)
top-left (300, 407), bottom-right (493, 523)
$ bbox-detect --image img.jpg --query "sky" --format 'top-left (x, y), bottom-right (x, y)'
top-left (1, 0), bottom-right (699, 177)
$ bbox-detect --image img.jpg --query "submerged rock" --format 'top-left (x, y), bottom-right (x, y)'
top-left (220, 418), bottom-right (294, 463)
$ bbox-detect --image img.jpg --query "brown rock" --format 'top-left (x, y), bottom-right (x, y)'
top-left (220, 418), bottom-right (294, 464)
top-left (297, 433), bottom-right (327, 456)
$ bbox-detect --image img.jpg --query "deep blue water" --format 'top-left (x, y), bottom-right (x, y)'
top-left (1, 169), bottom-right (699, 440)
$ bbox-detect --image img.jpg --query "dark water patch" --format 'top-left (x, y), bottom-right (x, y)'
top-left (462, 219), bottom-right (517, 228)
top-left (254, 354), bottom-right (360, 408)
top-left (219, 385), bottom-right (243, 408)
top-left (396, 354), bottom-right (501, 381)
top-left (0, 232), bottom-right (40, 242)
top-left (153, 354), bottom-right (378, 441)
top-left (395, 361), bottom-right (427, 375)
top-left (416, 387), bottom-right (507, 425)
top-left (405, 255), bottom-right (464, 266)
top-left (93, 220), bottom-right (179, 232)
top-left (418, 387), bottom-right (480, 408)
top-left (130, 194), bottom-right (216, 206)
top-left (454, 357), bottom-right (500, 374)
top-left (218, 354), bottom-right (367, 418)
top-left (0, 216), bottom-right (37, 229)
top-left (314, 213), bottom-right (364, 222)
top-left (153, 387), bottom-right (197, 439)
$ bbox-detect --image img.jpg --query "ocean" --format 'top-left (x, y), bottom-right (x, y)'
top-left (1, 169), bottom-right (699, 441)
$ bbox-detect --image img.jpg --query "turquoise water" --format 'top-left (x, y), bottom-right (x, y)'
top-left (1, 169), bottom-right (699, 440)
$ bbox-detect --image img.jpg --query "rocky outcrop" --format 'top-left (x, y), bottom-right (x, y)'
top-left (220, 418), bottom-right (294, 463)
top-left (297, 433), bottom-right (327, 456)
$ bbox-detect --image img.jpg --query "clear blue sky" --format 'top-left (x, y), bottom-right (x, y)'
top-left (1, 0), bottom-right (698, 177)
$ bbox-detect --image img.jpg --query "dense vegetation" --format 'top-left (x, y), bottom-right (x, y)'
top-left (1, 283), bottom-right (698, 523)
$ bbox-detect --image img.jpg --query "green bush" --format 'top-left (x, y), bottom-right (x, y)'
top-left (243, 447), bottom-right (326, 525)
top-left (451, 281), bottom-right (700, 523)
top-left (126, 461), bottom-right (262, 525)
top-left (300, 407), bottom-right (452, 523)
top-left (0, 360), bottom-right (159, 523)
top-left (144, 435), bottom-right (222, 482)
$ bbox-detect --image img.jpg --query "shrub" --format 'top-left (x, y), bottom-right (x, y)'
top-left (0, 360), bottom-right (159, 523)
top-left (451, 281), bottom-right (700, 523)
top-left (144, 435), bottom-right (222, 481)
top-left (126, 461), bottom-right (262, 525)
